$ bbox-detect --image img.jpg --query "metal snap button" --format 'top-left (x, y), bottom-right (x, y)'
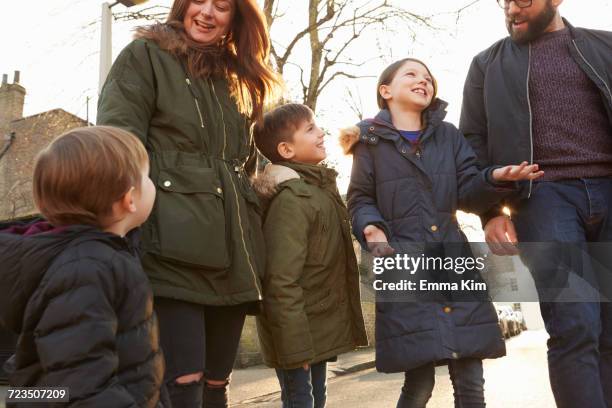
top-left (216, 187), bottom-right (223, 194)
top-left (163, 180), bottom-right (172, 187)
top-left (443, 306), bottom-right (452, 313)
top-left (431, 225), bottom-right (438, 232)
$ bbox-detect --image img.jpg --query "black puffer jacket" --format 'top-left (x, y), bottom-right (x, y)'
top-left (0, 220), bottom-right (165, 407)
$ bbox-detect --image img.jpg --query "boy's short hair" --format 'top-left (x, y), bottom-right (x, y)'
top-left (33, 126), bottom-right (148, 227)
top-left (253, 103), bottom-right (313, 163)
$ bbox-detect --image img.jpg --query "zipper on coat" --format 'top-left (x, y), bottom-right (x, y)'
top-left (209, 79), bottom-right (228, 160)
top-left (526, 44), bottom-right (534, 198)
top-left (572, 39), bottom-right (612, 104)
top-left (185, 78), bottom-right (206, 129)
top-left (209, 79), bottom-right (262, 299)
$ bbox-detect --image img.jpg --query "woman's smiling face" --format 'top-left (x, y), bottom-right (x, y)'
top-left (183, 0), bottom-right (235, 45)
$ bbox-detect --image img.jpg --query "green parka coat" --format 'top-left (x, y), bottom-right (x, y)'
top-left (97, 37), bottom-right (264, 306)
top-left (253, 162), bottom-right (368, 369)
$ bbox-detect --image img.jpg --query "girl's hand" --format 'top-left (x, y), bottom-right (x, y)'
top-left (492, 161), bottom-right (544, 182)
top-left (364, 225), bottom-right (395, 257)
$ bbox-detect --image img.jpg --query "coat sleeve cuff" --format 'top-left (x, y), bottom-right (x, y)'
top-left (484, 166), bottom-right (518, 191)
top-left (353, 216), bottom-right (391, 249)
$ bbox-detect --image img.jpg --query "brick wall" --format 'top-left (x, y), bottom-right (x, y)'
top-left (0, 110), bottom-right (87, 221)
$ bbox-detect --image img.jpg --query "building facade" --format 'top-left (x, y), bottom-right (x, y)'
top-left (0, 71), bottom-right (88, 221)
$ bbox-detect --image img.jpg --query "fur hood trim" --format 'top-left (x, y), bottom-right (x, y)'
top-left (338, 125), bottom-right (361, 155)
top-left (252, 163), bottom-right (300, 200)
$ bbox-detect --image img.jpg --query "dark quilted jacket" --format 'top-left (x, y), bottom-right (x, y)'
top-left (0, 220), bottom-right (165, 407)
top-left (344, 101), bottom-right (511, 372)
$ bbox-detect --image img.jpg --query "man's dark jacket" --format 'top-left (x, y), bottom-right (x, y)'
top-left (460, 19), bottom-right (612, 223)
top-left (0, 221), bottom-right (165, 407)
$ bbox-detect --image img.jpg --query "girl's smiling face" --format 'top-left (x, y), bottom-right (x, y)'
top-left (379, 60), bottom-right (435, 112)
top-left (184, 0), bottom-right (235, 45)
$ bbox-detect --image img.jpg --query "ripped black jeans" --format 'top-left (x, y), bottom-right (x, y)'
top-left (155, 297), bottom-right (248, 408)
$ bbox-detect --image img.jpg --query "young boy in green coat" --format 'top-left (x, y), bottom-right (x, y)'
top-left (253, 104), bottom-right (368, 408)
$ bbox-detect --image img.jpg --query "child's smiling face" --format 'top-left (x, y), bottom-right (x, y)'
top-left (278, 118), bottom-right (327, 165)
top-left (379, 60), bottom-right (435, 112)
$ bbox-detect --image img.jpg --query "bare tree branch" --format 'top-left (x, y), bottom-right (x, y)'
top-left (345, 86), bottom-right (364, 121)
top-left (267, 0), bottom-right (435, 111)
top-left (113, 5), bottom-right (169, 22)
top-left (318, 70), bottom-right (373, 95)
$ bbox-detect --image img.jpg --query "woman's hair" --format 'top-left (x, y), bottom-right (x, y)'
top-left (33, 126), bottom-right (148, 227)
top-left (136, 0), bottom-right (281, 121)
top-left (376, 58), bottom-right (438, 111)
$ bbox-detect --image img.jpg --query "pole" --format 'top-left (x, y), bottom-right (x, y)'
top-left (86, 96), bottom-right (90, 125)
top-left (99, 2), bottom-right (113, 94)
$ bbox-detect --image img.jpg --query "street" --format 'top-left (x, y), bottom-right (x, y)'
top-left (234, 330), bottom-right (554, 408)
top-left (0, 330), bottom-right (554, 408)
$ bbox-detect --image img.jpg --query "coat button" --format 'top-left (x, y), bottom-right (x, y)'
top-left (431, 225), bottom-right (438, 232)
top-left (163, 180), bottom-right (172, 187)
top-left (369, 126), bottom-right (375, 131)
top-left (370, 137), bottom-right (376, 142)
top-left (216, 187), bottom-right (223, 194)
top-left (451, 352), bottom-right (459, 359)
top-left (401, 148), bottom-right (407, 154)
top-left (443, 306), bottom-right (452, 313)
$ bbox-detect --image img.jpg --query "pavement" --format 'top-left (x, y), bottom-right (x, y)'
top-left (1, 330), bottom-right (553, 407)
top-left (231, 347), bottom-right (376, 407)
top-left (232, 329), bottom-right (555, 408)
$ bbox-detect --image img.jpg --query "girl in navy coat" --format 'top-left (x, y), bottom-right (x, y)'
top-left (342, 58), bottom-right (543, 408)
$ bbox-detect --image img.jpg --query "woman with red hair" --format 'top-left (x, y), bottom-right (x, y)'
top-left (98, 1), bottom-right (280, 406)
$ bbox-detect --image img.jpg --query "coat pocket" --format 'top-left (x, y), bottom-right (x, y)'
top-left (155, 166), bottom-right (229, 269)
top-left (304, 288), bottom-right (335, 316)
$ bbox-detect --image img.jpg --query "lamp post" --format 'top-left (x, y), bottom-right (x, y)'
top-left (98, 0), bottom-right (149, 94)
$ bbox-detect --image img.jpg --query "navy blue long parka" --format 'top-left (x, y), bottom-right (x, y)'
top-left (344, 100), bottom-right (511, 373)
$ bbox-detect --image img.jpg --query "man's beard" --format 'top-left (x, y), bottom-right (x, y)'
top-left (506, 1), bottom-right (557, 44)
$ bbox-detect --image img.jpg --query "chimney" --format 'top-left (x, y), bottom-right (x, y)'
top-left (0, 71), bottom-right (26, 130)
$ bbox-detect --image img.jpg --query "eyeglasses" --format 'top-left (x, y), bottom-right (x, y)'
top-left (497, 0), bottom-right (533, 9)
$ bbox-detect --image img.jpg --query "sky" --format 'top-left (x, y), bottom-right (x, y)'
top-left (1, 0), bottom-right (611, 199)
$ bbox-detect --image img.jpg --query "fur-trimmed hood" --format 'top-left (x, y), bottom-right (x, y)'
top-left (135, 22), bottom-right (229, 78)
top-left (339, 125), bottom-right (361, 156)
top-left (252, 163), bottom-right (301, 202)
top-left (338, 99), bottom-right (449, 155)
top-left (252, 162), bottom-right (340, 210)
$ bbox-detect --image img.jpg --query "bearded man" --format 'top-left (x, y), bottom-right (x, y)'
top-left (460, 1), bottom-right (612, 406)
